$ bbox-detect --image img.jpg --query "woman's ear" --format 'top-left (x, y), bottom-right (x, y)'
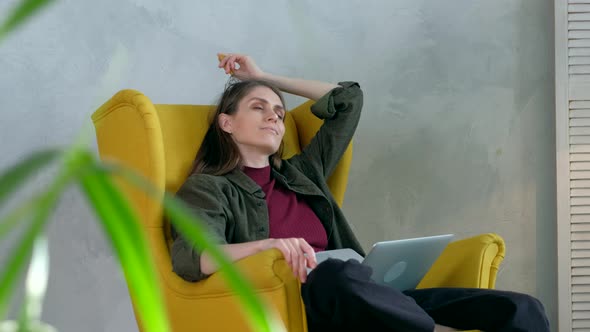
top-left (218, 114), bottom-right (233, 134)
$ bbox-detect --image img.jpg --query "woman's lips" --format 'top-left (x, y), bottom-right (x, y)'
top-left (261, 127), bottom-right (278, 135)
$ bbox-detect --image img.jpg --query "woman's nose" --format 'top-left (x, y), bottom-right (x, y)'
top-left (266, 111), bottom-right (279, 122)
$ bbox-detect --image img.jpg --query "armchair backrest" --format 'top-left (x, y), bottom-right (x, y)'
top-left (91, 88), bottom-right (353, 265)
top-left (92, 89), bottom-right (352, 217)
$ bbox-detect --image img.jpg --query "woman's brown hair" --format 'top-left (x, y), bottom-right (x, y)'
top-left (191, 80), bottom-right (286, 176)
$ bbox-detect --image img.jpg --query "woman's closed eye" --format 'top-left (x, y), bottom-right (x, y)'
top-left (254, 105), bottom-right (284, 120)
top-left (274, 107), bottom-right (286, 121)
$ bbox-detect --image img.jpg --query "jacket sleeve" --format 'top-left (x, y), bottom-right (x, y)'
top-left (170, 174), bottom-right (232, 282)
top-left (289, 81), bottom-right (363, 178)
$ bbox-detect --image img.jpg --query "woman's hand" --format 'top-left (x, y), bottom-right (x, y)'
top-left (217, 53), bottom-right (264, 81)
top-left (260, 238), bottom-right (318, 283)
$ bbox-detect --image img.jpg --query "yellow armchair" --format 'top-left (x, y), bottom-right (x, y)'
top-left (92, 89), bottom-right (505, 332)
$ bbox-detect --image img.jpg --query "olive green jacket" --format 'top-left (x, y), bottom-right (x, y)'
top-left (171, 81), bottom-right (365, 281)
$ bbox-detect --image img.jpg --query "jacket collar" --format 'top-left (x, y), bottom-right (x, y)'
top-left (224, 161), bottom-right (324, 197)
top-left (225, 168), bottom-right (266, 198)
top-left (274, 161), bottom-right (325, 196)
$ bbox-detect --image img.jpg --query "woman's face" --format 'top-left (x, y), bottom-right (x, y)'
top-left (219, 86), bottom-right (286, 156)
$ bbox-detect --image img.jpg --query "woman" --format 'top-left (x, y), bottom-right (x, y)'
top-left (171, 53), bottom-right (549, 332)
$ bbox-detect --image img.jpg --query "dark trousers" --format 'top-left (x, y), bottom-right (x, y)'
top-left (300, 259), bottom-right (549, 332)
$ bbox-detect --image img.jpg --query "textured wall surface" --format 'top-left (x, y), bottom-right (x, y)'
top-left (0, 0), bottom-right (556, 330)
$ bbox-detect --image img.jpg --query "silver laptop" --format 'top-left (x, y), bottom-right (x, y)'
top-left (310, 234), bottom-right (454, 291)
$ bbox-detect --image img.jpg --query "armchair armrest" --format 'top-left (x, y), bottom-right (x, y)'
top-left (417, 233), bottom-right (505, 289)
top-left (194, 249), bottom-right (299, 296)
top-left (162, 248), bottom-right (308, 332)
top-left (168, 248), bottom-right (300, 297)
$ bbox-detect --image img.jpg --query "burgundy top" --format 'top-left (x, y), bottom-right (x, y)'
top-left (243, 165), bottom-right (328, 252)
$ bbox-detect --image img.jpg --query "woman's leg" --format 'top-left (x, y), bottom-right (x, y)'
top-left (403, 287), bottom-right (550, 332)
top-left (301, 258), bottom-right (435, 332)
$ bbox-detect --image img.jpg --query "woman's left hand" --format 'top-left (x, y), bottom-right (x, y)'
top-left (217, 53), bottom-right (264, 80)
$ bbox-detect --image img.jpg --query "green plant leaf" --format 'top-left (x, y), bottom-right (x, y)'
top-left (0, 204), bottom-right (47, 320)
top-left (0, 146), bottom-right (85, 321)
top-left (0, 163), bottom-right (69, 320)
top-left (0, 150), bottom-right (60, 246)
top-left (101, 162), bottom-right (285, 332)
top-left (0, 0), bottom-right (56, 42)
top-left (0, 198), bottom-right (36, 242)
top-left (75, 152), bottom-right (170, 332)
top-left (20, 235), bottom-right (49, 324)
top-left (0, 149), bottom-right (59, 207)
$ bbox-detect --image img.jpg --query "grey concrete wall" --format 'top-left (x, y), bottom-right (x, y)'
top-left (0, 0), bottom-right (556, 330)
